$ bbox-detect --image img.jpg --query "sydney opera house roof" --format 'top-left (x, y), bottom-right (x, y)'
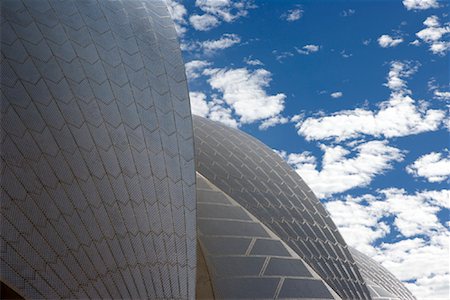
top-left (1, 0), bottom-right (415, 299)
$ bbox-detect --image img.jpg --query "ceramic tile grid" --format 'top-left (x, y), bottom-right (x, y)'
top-left (193, 115), bottom-right (372, 300)
top-left (0, 0), bottom-right (196, 298)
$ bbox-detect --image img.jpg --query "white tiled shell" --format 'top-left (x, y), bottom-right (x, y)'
top-left (1, 0), bottom-right (196, 298)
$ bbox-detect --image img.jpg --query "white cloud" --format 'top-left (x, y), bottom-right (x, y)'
top-left (402, 0), bottom-right (439, 10)
top-left (378, 34), bottom-right (404, 48)
top-left (325, 188), bottom-right (450, 299)
top-left (189, 91), bottom-right (209, 117)
top-left (189, 92), bottom-right (238, 128)
top-left (429, 41), bottom-right (450, 54)
top-left (244, 57), bottom-right (264, 66)
top-left (296, 44), bottom-right (320, 55)
top-left (331, 91), bottom-right (343, 98)
top-left (384, 61), bottom-right (418, 93)
top-left (282, 8), bottom-right (303, 22)
top-left (340, 50), bottom-right (353, 58)
top-left (424, 15), bottom-right (441, 27)
top-left (208, 99), bottom-right (238, 128)
top-left (273, 50), bottom-right (294, 62)
top-left (202, 67), bottom-right (286, 124)
top-left (279, 140), bottom-right (404, 198)
top-left (182, 33), bottom-right (241, 54)
top-left (190, 67), bottom-right (287, 128)
top-left (406, 151), bottom-right (450, 182)
top-left (416, 16), bottom-right (450, 55)
top-left (189, 14), bottom-right (220, 31)
top-left (295, 61), bottom-right (446, 141)
top-left (410, 39), bottom-right (421, 46)
top-left (417, 16), bottom-right (449, 42)
top-left (341, 9), bottom-right (356, 17)
top-left (196, 0), bottom-right (251, 22)
top-left (191, 0), bottom-right (256, 31)
top-left (258, 115), bottom-right (289, 130)
top-left (434, 90), bottom-right (450, 100)
top-left (185, 60), bottom-right (211, 80)
top-left (363, 39), bottom-right (371, 46)
top-left (166, 0), bottom-right (188, 36)
top-left (326, 188), bottom-right (449, 249)
top-left (201, 33), bottom-right (241, 53)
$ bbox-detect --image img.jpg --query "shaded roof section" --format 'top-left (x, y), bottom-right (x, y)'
top-left (193, 115), bottom-right (371, 299)
top-left (196, 173), bottom-right (340, 299)
top-left (350, 248), bottom-right (416, 300)
top-left (1, 0), bottom-right (195, 298)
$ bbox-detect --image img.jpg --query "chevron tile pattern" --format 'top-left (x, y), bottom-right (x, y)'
top-left (193, 115), bottom-right (372, 300)
top-left (350, 248), bottom-right (416, 300)
top-left (1, 0), bottom-right (196, 298)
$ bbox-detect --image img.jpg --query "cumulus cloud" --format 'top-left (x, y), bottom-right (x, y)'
top-left (189, 67), bottom-right (286, 128)
top-left (296, 44), bottom-right (320, 55)
top-left (189, 91), bottom-right (209, 117)
top-left (295, 61), bottom-right (446, 141)
top-left (281, 8), bottom-right (303, 22)
top-left (208, 99), bottom-right (239, 128)
top-left (384, 61), bottom-right (418, 93)
top-left (416, 16), bottom-right (450, 55)
top-left (190, 0), bottom-right (256, 31)
top-left (189, 92), bottom-right (238, 128)
top-left (331, 91), bottom-right (343, 98)
top-left (325, 188), bottom-right (450, 299)
top-left (378, 34), bottom-right (404, 48)
top-left (185, 60), bottom-right (211, 80)
top-left (402, 0), bottom-right (439, 10)
top-left (406, 151), bottom-right (450, 182)
top-left (189, 14), bottom-right (219, 31)
top-left (278, 140), bottom-right (404, 198)
top-left (203, 67), bottom-right (286, 124)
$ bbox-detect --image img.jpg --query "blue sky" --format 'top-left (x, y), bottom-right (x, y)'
top-left (167, 0), bottom-right (449, 298)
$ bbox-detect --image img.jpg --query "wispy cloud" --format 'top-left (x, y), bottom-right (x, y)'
top-left (340, 9), bottom-right (356, 17)
top-left (272, 50), bottom-right (294, 62)
top-left (201, 33), bottom-right (241, 53)
top-left (281, 8), bottom-right (303, 22)
top-left (244, 56), bottom-right (264, 66)
top-left (183, 33), bottom-right (241, 54)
